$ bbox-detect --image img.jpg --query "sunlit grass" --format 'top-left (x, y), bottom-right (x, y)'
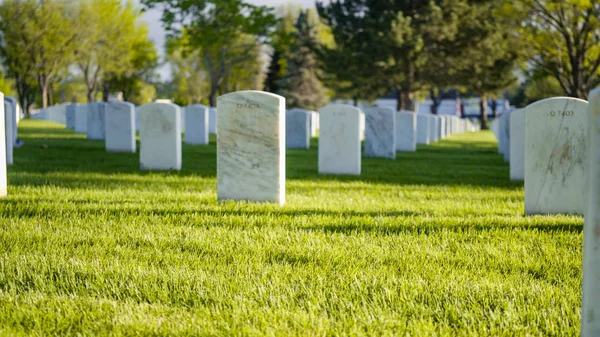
top-left (0, 119), bottom-right (582, 336)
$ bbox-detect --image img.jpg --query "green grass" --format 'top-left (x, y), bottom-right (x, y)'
top-left (0, 119), bottom-right (582, 336)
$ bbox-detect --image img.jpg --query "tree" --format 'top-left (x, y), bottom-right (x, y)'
top-left (278, 10), bottom-right (328, 110)
top-left (142, 0), bottom-right (277, 107)
top-left (516, 0), bottom-right (600, 99)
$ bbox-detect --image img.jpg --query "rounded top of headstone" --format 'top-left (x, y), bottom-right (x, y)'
top-left (319, 104), bottom-right (361, 116)
top-left (364, 106), bottom-right (393, 115)
top-left (138, 101), bottom-right (180, 113)
top-left (287, 108), bottom-right (309, 114)
top-left (526, 96), bottom-right (588, 110)
top-left (107, 101), bottom-right (135, 108)
top-left (218, 90), bottom-right (284, 103)
top-left (398, 110), bottom-right (415, 114)
top-left (186, 104), bottom-right (209, 111)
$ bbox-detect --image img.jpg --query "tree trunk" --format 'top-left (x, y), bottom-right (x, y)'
top-left (430, 88), bottom-right (440, 115)
top-left (479, 95), bottom-right (488, 130)
top-left (395, 89), bottom-right (402, 111)
top-left (41, 83), bottom-right (48, 108)
top-left (102, 83), bottom-right (110, 102)
top-left (87, 88), bottom-right (94, 103)
top-left (491, 99), bottom-right (498, 118)
top-left (353, 97), bottom-right (358, 107)
top-left (209, 84), bottom-right (217, 107)
top-left (48, 83), bottom-right (53, 106)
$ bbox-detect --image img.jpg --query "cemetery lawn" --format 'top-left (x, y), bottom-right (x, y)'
top-left (0, 119), bottom-right (582, 336)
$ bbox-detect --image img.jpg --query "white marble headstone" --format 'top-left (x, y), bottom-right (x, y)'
top-left (66, 104), bottom-right (76, 129)
top-left (364, 107), bottom-right (395, 159)
top-left (318, 104), bottom-right (361, 175)
top-left (509, 109), bottom-right (525, 180)
top-left (87, 102), bottom-right (105, 140)
top-left (582, 87), bottom-right (600, 336)
top-left (0, 92), bottom-right (6, 197)
top-left (524, 97), bottom-right (588, 215)
top-left (286, 109), bottom-right (310, 149)
top-left (209, 107), bottom-right (217, 135)
top-left (310, 111), bottom-right (319, 137)
top-left (139, 103), bottom-right (182, 170)
top-left (428, 115), bottom-right (438, 143)
top-left (396, 110), bottom-right (416, 152)
top-left (217, 91), bottom-right (285, 204)
top-left (105, 102), bottom-right (136, 153)
top-left (437, 116), bottom-right (445, 140)
top-left (501, 112), bottom-right (511, 162)
top-left (184, 104), bottom-right (209, 145)
top-left (416, 114), bottom-right (430, 145)
top-left (445, 116), bottom-right (452, 136)
top-left (4, 97), bottom-right (16, 165)
top-left (74, 105), bottom-right (88, 133)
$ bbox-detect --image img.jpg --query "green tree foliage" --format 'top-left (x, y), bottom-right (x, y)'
top-left (515, 0), bottom-right (600, 99)
top-left (277, 10), bottom-right (328, 110)
top-left (142, 0), bottom-right (277, 107)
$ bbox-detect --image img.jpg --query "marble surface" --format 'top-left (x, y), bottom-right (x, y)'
top-left (429, 115), bottom-right (439, 142)
top-left (501, 112), bottom-right (511, 162)
top-left (509, 109), bottom-right (525, 180)
top-left (44, 104), bottom-right (68, 125)
top-left (3, 97), bottom-right (15, 165)
top-left (497, 115), bottom-right (507, 155)
top-left (318, 104), bottom-right (361, 175)
top-left (445, 116), bottom-right (452, 136)
top-left (365, 107), bottom-right (395, 159)
top-left (74, 104), bottom-right (88, 133)
top-left (524, 97), bottom-right (588, 215)
top-left (416, 114), bottom-right (430, 144)
top-left (87, 102), bottom-right (106, 140)
top-left (209, 107), bottom-right (217, 134)
top-left (105, 102), bottom-right (136, 153)
top-left (0, 93), bottom-right (5, 197)
top-left (184, 104), bottom-right (209, 145)
top-left (286, 109), bottom-right (310, 149)
top-left (217, 91), bottom-right (285, 204)
top-left (139, 103), bottom-right (182, 170)
top-left (582, 87), bottom-right (600, 335)
top-left (396, 110), bottom-right (416, 152)
top-left (66, 104), bottom-right (76, 129)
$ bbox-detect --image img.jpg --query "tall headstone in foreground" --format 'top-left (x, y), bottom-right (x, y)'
top-left (4, 97), bottom-right (16, 165)
top-left (525, 97), bottom-right (588, 215)
top-left (396, 110), bottom-right (416, 152)
top-left (365, 107), bottom-right (395, 159)
top-left (582, 87), bottom-right (600, 337)
top-left (416, 114), bottom-right (430, 145)
top-left (105, 102), bottom-right (136, 153)
top-left (217, 91), bottom-right (285, 204)
top-left (428, 115), bottom-right (438, 143)
top-left (0, 92), bottom-right (6, 197)
top-left (286, 109), bottom-right (310, 149)
top-left (87, 102), bottom-right (106, 140)
top-left (139, 102), bottom-right (182, 170)
top-left (184, 104), bottom-right (209, 145)
top-left (74, 105), bottom-right (88, 133)
top-left (310, 111), bottom-right (319, 137)
top-left (209, 107), bottom-right (217, 134)
top-left (509, 109), bottom-right (525, 180)
top-left (66, 104), bottom-right (76, 129)
top-left (319, 104), bottom-right (361, 175)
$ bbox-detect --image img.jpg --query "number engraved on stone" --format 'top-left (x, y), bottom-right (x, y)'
top-left (550, 110), bottom-right (574, 117)
top-left (237, 103), bottom-right (260, 108)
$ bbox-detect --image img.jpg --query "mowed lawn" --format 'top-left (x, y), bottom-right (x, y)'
top-left (0, 119), bottom-right (582, 336)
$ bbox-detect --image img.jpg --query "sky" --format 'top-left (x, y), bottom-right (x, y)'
top-left (139, 0), bottom-right (324, 80)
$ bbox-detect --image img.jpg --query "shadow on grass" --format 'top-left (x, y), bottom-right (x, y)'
top-left (11, 119), bottom-right (519, 189)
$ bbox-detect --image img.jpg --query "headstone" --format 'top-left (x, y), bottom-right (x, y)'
top-left (3, 97), bottom-right (16, 165)
top-left (66, 104), bottom-right (76, 129)
top-left (396, 110), bottom-right (416, 152)
top-left (286, 109), bottom-right (310, 149)
top-left (74, 105), bottom-right (87, 133)
top-left (498, 114), bottom-right (507, 155)
top-left (209, 107), bottom-right (217, 134)
top-left (582, 87), bottom-right (600, 336)
top-left (438, 115), bottom-right (445, 140)
top-left (310, 111), bottom-right (319, 137)
top-left (217, 91), bottom-right (285, 204)
top-left (318, 104), bottom-right (361, 175)
top-left (509, 109), bottom-right (525, 180)
top-left (0, 92), bottom-right (6, 197)
top-left (429, 115), bottom-right (439, 142)
top-left (360, 111), bottom-right (366, 140)
top-left (501, 112), bottom-right (511, 161)
top-left (105, 102), bottom-right (136, 153)
top-left (445, 116), bottom-right (452, 136)
top-left (139, 102), bottom-right (182, 170)
top-left (364, 107), bottom-right (395, 159)
top-left (525, 97), bottom-right (588, 215)
top-left (416, 114), bottom-right (430, 145)
top-left (184, 104), bottom-right (209, 145)
top-left (87, 102), bottom-right (105, 140)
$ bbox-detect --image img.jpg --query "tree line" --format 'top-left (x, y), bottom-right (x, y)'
top-left (0, 0), bottom-right (598, 130)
